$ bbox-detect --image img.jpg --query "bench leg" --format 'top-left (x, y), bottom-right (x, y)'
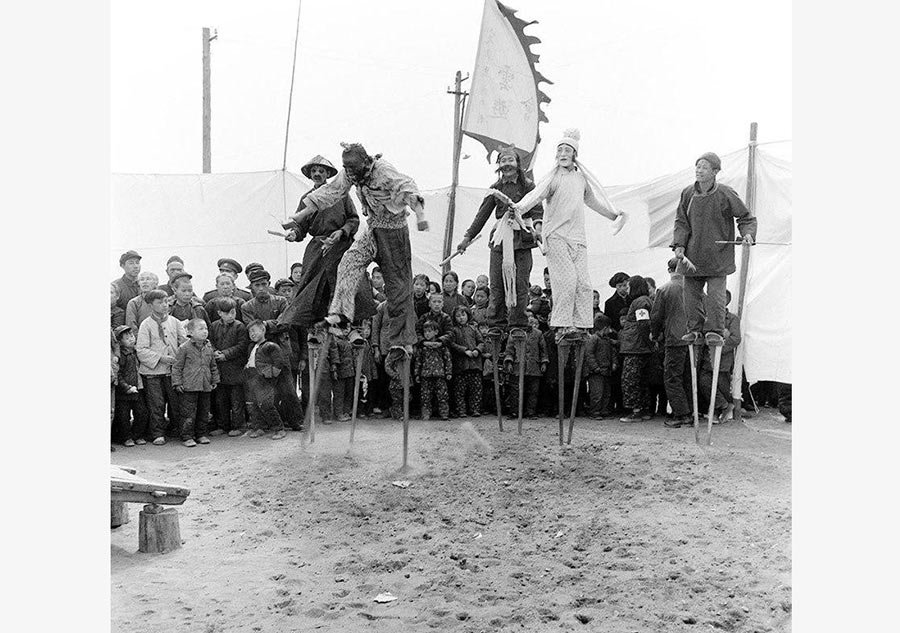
top-left (138, 503), bottom-right (182, 553)
top-left (111, 500), bottom-right (129, 528)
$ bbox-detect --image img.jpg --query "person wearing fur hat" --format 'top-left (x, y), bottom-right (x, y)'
top-left (284, 142), bottom-right (428, 366)
top-left (509, 129), bottom-right (628, 341)
top-left (672, 152), bottom-right (757, 345)
top-left (280, 155), bottom-right (366, 330)
top-left (455, 145), bottom-right (543, 331)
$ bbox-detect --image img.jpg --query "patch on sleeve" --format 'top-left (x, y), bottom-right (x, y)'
top-left (635, 308), bottom-right (650, 321)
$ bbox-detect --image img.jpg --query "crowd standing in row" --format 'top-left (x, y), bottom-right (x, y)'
top-left (110, 139), bottom-right (790, 450)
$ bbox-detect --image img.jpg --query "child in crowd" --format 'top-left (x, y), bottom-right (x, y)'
top-left (209, 297), bottom-right (249, 436)
top-left (475, 274), bottom-right (489, 290)
top-left (111, 284), bottom-right (125, 329)
top-left (592, 290), bottom-right (602, 319)
top-left (172, 319), bottom-right (219, 447)
top-left (126, 271), bottom-right (160, 332)
top-left (371, 266), bottom-right (386, 302)
top-left (427, 281), bottom-right (442, 296)
top-left (274, 278), bottom-right (296, 300)
top-left (528, 285), bottom-right (551, 331)
top-left (136, 289), bottom-right (187, 445)
top-left (205, 273), bottom-right (246, 323)
top-left (461, 278), bottom-right (476, 302)
top-left (416, 293), bottom-right (453, 345)
top-left (698, 290), bottom-right (742, 423)
top-left (168, 272), bottom-right (210, 326)
top-left (244, 320), bottom-right (287, 439)
top-left (413, 273), bottom-right (431, 318)
top-left (369, 300), bottom-right (393, 417)
top-left (353, 319), bottom-right (377, 418)
top-left (440, 270), bottom-right (470, 316)
top-left (583, 313), bottom-right (618, 419)
top-left (448, 306), bottom-right (485, 417)
top-left (618, 276), bottom-right (654, 423)
top-left (471, 286), bottom-right (491, 325)
top-left (113, 325), bottom-right (149, 446)
top-left (503, 311), bottom-right (548, 418)
top-left (289, 262), bottom-right (303, 285)
top-left (414, 320), bottom-right (452, 420)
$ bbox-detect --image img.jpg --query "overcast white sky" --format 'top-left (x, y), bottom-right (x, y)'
top-left (111, 0), bottom-right (791, 189)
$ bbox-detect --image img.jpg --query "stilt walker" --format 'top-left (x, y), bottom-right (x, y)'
top-left (487, 327), bottom-right (505, 431)
top-left (348, 333), bottom-right (367, 444)
top-left (671, 150), bottom-right (757, 445)
top-left (510, 327), bottom-right (527, 434)
top-left (566, 334), bottom-right (586, 444)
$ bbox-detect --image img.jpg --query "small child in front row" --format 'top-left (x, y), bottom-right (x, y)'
top-left (414, 320), bottom-right (452, 420)
top-left (478, 323), bottom-right (503, 415)
top-left (583, 313), bottom-right (618, 419)
top-left (448, 306), bottom-right (485, 417)
top-left (503, 311), bottom-right (548, 418)
top-left (244, 320), bottom-right (288, 440)
top-left (172, 318), bottom-right (220, 447)
top-left (209, 297), bottom-right (249, 436)
top-left (331, 329), bottom-right (357, 422)
top-left (113, 325), bottom-right (149, 446)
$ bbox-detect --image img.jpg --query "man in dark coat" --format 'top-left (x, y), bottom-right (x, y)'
top-left (672, 151), bottom-right (757, 345)
top-left (603, 271), bottom-right (631, 332)
top-left (203, 258), bottom-right (252, 303)
top-left (112, 250), bottom-right (142, 310)
top-left (455, 146), bottom-right (543, 331)
top-left (650, 257), bottom-right (692, 426)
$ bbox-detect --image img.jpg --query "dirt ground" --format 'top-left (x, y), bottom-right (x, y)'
top-left (111, 409), bottom-right (791, 633)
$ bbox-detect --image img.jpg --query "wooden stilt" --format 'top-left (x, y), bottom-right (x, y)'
top-left (138, 503), bottom-right (182, 554)
top-left (489, 332), bottom-right (504, 431)
top-left (688, 343), bottom-right (700, 444)
top-left (706, 344), bottom-right (723, 446)
top-left (349, 342), bottom-right (366, 444)
top-left (557, 338), bottom-right (569, 446)
top-left (567, 341), bottom-right (586, 445)
top-left (111, 501), bottom-right (129, 528)
top-left (401, 355), bottom-right (411, 470)
top-left (510, 328), bottom-right (527, 435)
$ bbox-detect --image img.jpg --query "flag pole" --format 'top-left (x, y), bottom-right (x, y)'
top-left (442, 71), bottom-right (469, 274)
top-left (731, 122), bottom-right (757, 422)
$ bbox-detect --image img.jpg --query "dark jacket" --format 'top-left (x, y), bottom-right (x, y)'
top-left (241, 294), bottom-right (288, 323)
top-left (172, 339), bottom-right (220, 392)
top-left (471, 303), bottom-right (491, 325)
top-left (464, 173), bottom-right (543, 251)
top-left (113, 275), bottom-right (140, 311)
top-left (414, 342), bottom-right (453, 380)
top-left (700, 310), bottom-right (742, 373)
top-left (650, 276), bottom-right (688, 347)
top-left (209, 319), bottom-right (249, 385)
top-left (672, 181), bottom-right (758, 277)
top-left (111, 306), bottom-right (126, 329)
top-left (168, 297), bottom-right (210, 327)
top-left (292, 189), bottom-right (360, 241)
top-left (334, 338), bottom-right (357, 380)
top-left (205, 295), bottom-right (246, 324)
top-left (252, 341), bottom-right (290, 380)
top-left (203, 288), bottom-right (252, 303)
top-left (416, 310), bottom-right (454, 346)
top-left (441, 291), bottom-right (471, 317)
top-left (503, 328), bottom-right (548, 377)
top-left (116, 347), bottom-right (142, 397)
top-left (619, 296), bottom-right (654, 355)
top-left (413, 293), bottom-right (430, 319)
top-left (584, 331), bottom-right (618, 376)
top-left (448, 324), bottom-right (486, 373)
top-left (604, 291), bottom-right (631, 332)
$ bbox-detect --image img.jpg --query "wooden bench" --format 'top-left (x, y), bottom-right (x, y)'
top-left (111, 465), bottom-right (191, 553)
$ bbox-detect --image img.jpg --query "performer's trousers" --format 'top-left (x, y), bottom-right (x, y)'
top-left (488, 247), bottom-right (533, 328)
top-left (545, 236), bottom-right (594, 329)
top-left (663, 345), bottom-right (693, 417)
top-left (683, 275), bottom-right (727, 336)
top-left (329, 227), bottom-right (416, 348)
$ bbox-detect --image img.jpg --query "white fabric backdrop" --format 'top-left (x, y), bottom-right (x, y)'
top-left (112, 147), bottom-right (790, 383)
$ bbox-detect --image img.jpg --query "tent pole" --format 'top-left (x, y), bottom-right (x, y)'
top-left (442, 71), bottom-right (469, 274)
top-left (731, 122), bottom-right (757, 422)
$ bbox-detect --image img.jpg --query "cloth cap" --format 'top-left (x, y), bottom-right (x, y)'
top-left (557, 128), bottom-right (580, 153)
top-left (274, 278), bottom-right (295, 291)
top-left (113, 325), bottom-right (134, 339)
top-left (695, 152), bottom-right (722, 171)
top-left (170, 271), bottom-right (193, 286)
top-left (609, 272), bottom-right (630, 288)
top-left (217, 258), bottom-right (243, 274)
top-left (247, 268), bottom-right (271, 284)
top-left (119, 250), bottom-right (142, 266)
top-left (166, 255), bottom-right (184, 266)
top-left (300, 155), bottom-right (338, 179)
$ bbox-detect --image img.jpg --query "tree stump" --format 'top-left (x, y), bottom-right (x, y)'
top-left (111, 501), bottom-right (130, 528)
top-left (138, 503), bottom-right (182, 553)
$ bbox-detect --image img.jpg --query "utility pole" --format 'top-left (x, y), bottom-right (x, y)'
top-left (202, 27), bottom-right (218, 173)
top-left (442, 70), bottom-right (469, 273)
